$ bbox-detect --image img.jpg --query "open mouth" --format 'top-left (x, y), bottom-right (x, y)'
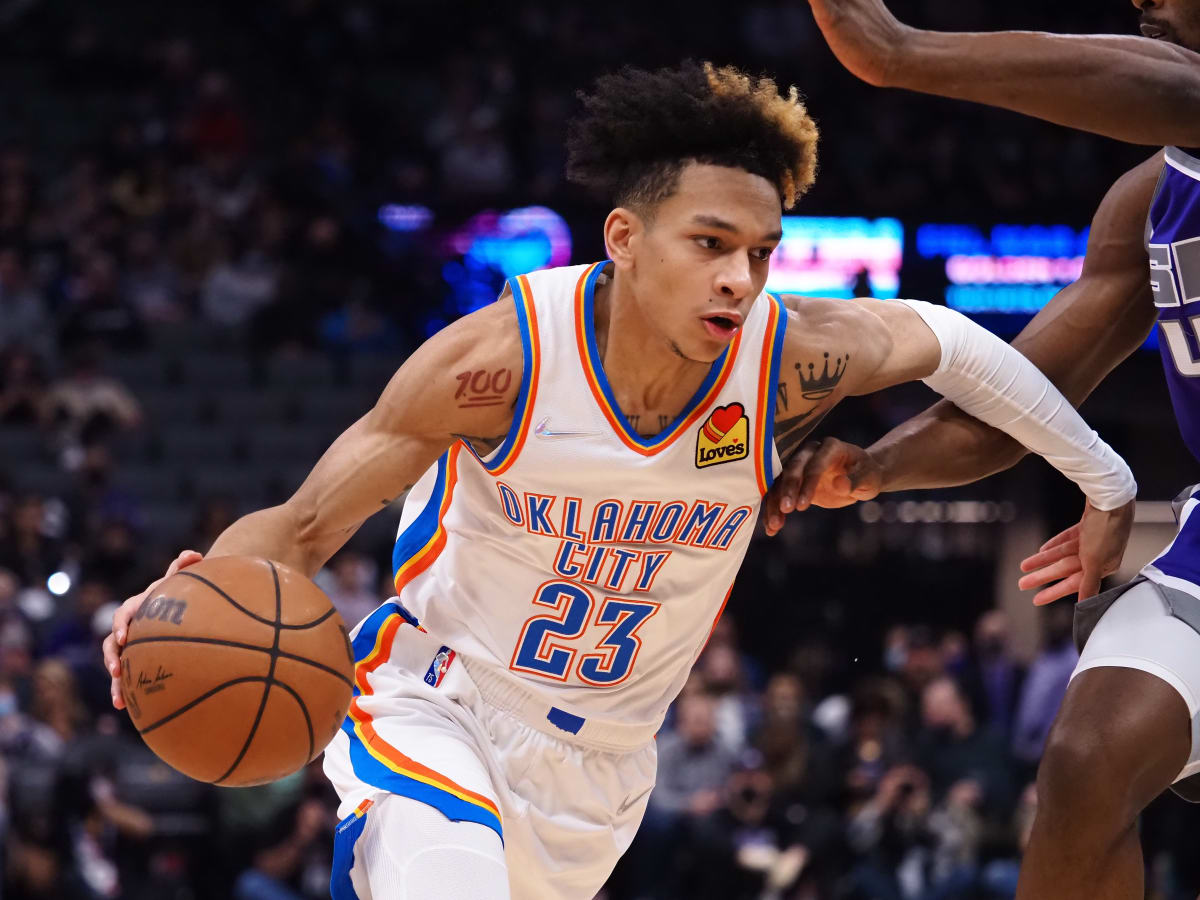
top-left (1140, 18), bottom-right (1172, 40)
top-left (701, 313), bottom-right (742, 341)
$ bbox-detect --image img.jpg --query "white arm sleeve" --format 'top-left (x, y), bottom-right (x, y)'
top-left (896, 299), bottom-right (1136, 511)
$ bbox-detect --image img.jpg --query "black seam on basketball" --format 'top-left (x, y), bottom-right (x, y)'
top-left (176, 569), bottom-right (338, 630)
top-left (123, 636), bottom-right (354, 687)
top-left (136, 676), bottom-right (270, 735)
top-left (213, 563), bottom-right (284, 785)
top-left (270, 679), bottom-right (315, 762)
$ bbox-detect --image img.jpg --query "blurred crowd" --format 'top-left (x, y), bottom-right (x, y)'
top-left (608, 610), bottom-right (1075, 900)
top-left (0, 0), bottom-right (1193, 897)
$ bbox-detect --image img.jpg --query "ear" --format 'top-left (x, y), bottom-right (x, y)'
top-left (603, 207), bottom-right (643, 271)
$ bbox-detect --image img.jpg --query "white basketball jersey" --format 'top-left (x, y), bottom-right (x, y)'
top-left (389, 262), bottom-right (787, 731)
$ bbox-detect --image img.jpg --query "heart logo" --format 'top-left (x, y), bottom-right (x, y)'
top-left (710, 403), bottom-right (745, 435)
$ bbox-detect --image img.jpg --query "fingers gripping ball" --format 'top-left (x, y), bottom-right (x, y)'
top-left (121, 556), bottom-right (354, 786)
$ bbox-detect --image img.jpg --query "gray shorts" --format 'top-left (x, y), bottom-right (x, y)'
top-left (1074, 576), bottom-right (1200, 801)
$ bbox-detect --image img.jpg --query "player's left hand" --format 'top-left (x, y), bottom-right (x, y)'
top-left (1017, 499), bottom-right (1135, 605)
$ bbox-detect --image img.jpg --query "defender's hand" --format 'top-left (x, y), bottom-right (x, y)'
top-left (103, 549), bottom-right (204, 709)
top-left (765, 438), bottom-right (883, 535)
top-left (1018, 499), bottom-right (1135, 605)
top-left (807, 0), bottom-right (913, 87)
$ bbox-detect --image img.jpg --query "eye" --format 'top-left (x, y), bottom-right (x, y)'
top-left (694, 236), bottom-right (722, 251)
top-left (753, 247), bottom-right (774, 262)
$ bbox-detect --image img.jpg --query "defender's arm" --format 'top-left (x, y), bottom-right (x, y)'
top-left (775, 291), bottom-right (1138, 513)
top-left (808, 0), bottom-right (1200, 146)
top-left (867, 155), bottom-right (1161, 491)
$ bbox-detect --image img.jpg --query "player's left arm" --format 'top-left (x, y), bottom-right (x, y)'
top-left (772, 297), bottom-right (963, 462)
top-left (807, 0), bottom-right (1200, 147)
top-left (775, 297), bottom-right (1137, 602)
top-left (847, 298), bottom-right (1136, 511)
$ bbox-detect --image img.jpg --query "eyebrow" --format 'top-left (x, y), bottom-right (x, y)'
top-left (690, 214), bottom-right (782, 243)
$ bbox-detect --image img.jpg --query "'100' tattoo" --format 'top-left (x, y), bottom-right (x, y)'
top-left (455, 369), bottom-right (512, 409)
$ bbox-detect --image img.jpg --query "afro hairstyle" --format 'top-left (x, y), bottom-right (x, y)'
top-left (566, 61), bottom-right (819, 213)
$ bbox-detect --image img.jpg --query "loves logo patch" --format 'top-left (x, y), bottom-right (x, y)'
top-left (696, 402), bottom-right (750, 469)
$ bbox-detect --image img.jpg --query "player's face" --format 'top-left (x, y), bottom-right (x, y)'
top-left (624, 163), bottom-right (783, 364)
top-left (1134, 0), bottom-right (1200, 52)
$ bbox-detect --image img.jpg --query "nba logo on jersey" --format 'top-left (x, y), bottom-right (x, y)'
top-left (423, 646), bottom-right (456, 688)
top-left (696, 402), bottom-right (750, 469)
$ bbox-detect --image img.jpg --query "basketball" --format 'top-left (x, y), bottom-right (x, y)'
top-left (120, 556), bottom-right (355, 787)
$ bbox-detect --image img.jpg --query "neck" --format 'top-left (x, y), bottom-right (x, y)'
top-left (594, 266), bottom-right (711, 414)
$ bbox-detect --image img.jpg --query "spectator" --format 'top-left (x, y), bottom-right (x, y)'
top-left (709, 754), bottom-right (812, 899)
top-left (0, 494), bottom-right (65, 590)
top-left (41, 578), bottom-right (117, 695)
top-left (846, 764), bottom-right (935, 899)
top-left (914, 676), bottom-right (1016, 824)
top-left (1011, 603), bottom-right (1079, 771)
top-left (42, 347), bottom-right (143, 452)
top-left (839, 680), bottom-right (911, 803)
top-left (0, 346), bottom-right (49, 426)
top-left (695, 642), bottom-right (755, 755)
top-left (962, 609), bottom-right (1026, 739)
top-left (233, 797), bottom-right (337, 900)
top-left (121, 230), bottom-right (183, 323)
top-left (59, 252), bottom-right (146, 352)
top-left (198, 230), bottom-right (279, 329)
top-left (649, 692), bottom-right (735, 819)
top-left (636, 692), bottom-right (736, 898)
top-left (0, 246), bottom-right (54, 360)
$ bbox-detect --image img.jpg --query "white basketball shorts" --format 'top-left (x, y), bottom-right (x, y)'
top-left (323, 600), bottom-right (658, 900)
top-left (1072, 576), bottom-right (1200, 787)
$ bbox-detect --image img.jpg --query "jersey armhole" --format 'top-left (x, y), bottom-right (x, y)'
top-left (754, 293), bottom-right (788, 495)
top-left (463, 275), bottom-right (541, 475)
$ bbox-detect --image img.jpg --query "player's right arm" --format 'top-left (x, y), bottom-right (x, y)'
top-left (807, 0), bottom-right (1200, 147)
top-left (102, 291), bottom-right (524, 707)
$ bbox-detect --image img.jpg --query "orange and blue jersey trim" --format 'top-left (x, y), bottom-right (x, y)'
top-left (340, 599), bottom-right (504, 842)
top-left (391, 444), bottom-right (461, 594)
top-left (754, 293), bottom-right (789, 495)
top-left (460, 274), bottom-right (540, 475)
top-left (348, 445), bottom-right (503, 840)
top-left (575, 262), bottom-right (742, 456)
top-left (330, 799), bottom-right (374, 899)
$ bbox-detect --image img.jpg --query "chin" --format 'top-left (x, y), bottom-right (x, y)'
top-left (665, 337), bottom-right (714, 363)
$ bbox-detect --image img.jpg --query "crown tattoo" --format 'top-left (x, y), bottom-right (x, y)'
top-left (798, 352), bottom-right (848, 400)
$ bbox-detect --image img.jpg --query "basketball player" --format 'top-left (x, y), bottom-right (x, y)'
top-left (102, 63), bottom-right (1138, 900)
top-left (765, 2), bottom-right (1200, 898)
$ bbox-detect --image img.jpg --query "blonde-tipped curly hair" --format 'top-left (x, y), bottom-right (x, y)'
top-left (567, 61), bottom-right (819, 211)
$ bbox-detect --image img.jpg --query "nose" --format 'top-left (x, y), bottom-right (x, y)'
top-left (1132, 0), bottom-right (1158, 10)
top-left (714, 255), bottom-right (754, 301)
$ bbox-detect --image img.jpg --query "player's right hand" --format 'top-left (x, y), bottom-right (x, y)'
top-left (764, 437), bottom-right (883, 535)
top-left (806, 0), bottom-right (913, 88)
top-left (103, 549), bottom-right (204, 710)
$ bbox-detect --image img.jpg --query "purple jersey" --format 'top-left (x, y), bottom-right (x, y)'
top-left (1151, 148), bottom-right (1200, 462)
top-left (1148, 149), bottom-right (1200, 585)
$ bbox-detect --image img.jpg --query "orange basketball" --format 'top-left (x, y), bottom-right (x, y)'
top-left (121, 556), bottom-right (354, 787)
